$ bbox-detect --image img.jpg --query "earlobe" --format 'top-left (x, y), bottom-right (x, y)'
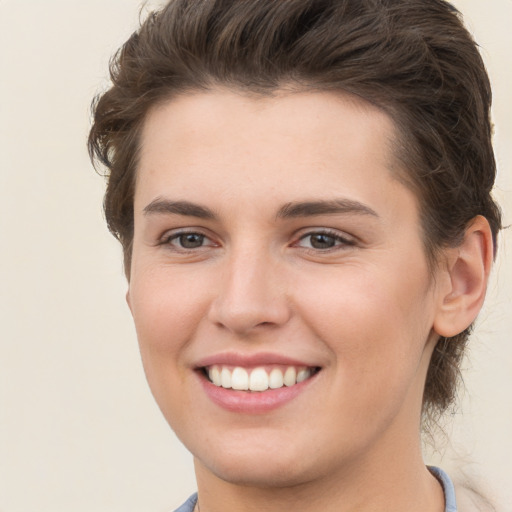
top-left (433, 216), bottom-right (494, 338)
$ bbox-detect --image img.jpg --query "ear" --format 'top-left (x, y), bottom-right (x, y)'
top-left (126, 289), bottom-right (132, 313)
top-left (433, 216), bottom-right (494, 338)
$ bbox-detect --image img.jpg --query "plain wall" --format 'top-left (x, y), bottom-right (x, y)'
top-left (0, 1), bottom-right (510, 511)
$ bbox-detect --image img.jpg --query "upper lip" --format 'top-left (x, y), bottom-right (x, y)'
top-left (193, 351), bottom-right (320, 369)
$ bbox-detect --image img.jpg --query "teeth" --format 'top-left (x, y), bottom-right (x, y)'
top-left (269, 368), bottom-right (284, 389)
top-left (221, 367), bottom-right (232, 388)
top-left (207, 365), bottom-right (315, 391)
top-left (283, 367), bottom-right (297, 387)
top-left (296, 368), bottom-right (311, 383)
top-left (249, 368), bottom-right (269, 391)
top-left (231, 367), bottom-right (249, 390)
top-left (210, 366), bottom-right (222, 386)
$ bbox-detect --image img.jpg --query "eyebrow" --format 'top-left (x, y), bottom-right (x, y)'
top-left (142, 197), bottom-right (378, 220)
top-left (143, 199), bottom-right (216, 219)
top-left (276, 199), bottom-right (378, 219)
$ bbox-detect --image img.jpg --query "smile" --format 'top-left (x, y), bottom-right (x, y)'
top-left (204, 365), bottom-right (320, 392)
top-left (195, 354), bottom-right (322, 412)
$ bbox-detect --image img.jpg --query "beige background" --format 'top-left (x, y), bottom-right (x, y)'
top-left (0, 1), bottom-right (510, 511)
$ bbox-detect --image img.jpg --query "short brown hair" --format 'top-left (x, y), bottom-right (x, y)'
top-left (89, 0), bottom-right (501, 421)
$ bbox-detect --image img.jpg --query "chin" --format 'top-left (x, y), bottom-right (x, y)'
top-left (188, 429), bottom-right (340, 489)
top-left (200, 453), bottom-right (314, 488)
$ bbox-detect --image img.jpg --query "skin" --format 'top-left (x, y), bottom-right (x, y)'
top-left (127, 89), bottom-right (492, 512)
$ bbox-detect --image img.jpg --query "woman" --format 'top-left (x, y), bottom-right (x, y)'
top-left (89, 1), bottom-right (501, 510)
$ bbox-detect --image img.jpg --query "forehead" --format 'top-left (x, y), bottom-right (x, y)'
top-left (133, 89), bottom-right (421, 234)
top-left (141, 88), bottom-right (397, 151)
top-left (140, 89), bottom-right (396, 169)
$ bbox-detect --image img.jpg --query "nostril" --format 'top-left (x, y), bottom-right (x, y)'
top-left (208, 301), bottom-right (291, 335)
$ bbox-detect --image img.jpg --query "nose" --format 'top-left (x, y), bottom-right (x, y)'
top-left (207, 247), bottom-right (292, 336)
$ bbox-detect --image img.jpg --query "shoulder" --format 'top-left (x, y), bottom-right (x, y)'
top-left (429, 466), bottom-right (498, 512)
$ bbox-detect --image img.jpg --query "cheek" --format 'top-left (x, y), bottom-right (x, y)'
top-left (127, 265), bottom-right (216, 411)
top-left (127, 266), bottom-right (214, 423)
top-left (293, 262), bottom-right (435, 385)
top-left (296, 271), bottom-right (435, 441)
top-left (129, 266), bottom-right (211, 352)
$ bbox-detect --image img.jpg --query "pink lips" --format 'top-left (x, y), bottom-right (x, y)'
top-left (199, 376), bottom-right (315, 413)
top-left (194, 351), bottom-right (316, 369)
top-left (194, 352), bottom-right (320, 414)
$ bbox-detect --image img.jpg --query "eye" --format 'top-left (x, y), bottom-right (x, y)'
top-left (175, 232), bottom-right (206, 249)
top-left (295, 230), bottom-right (355, 250)
top-left (161, 230), bottom-right (216, 251)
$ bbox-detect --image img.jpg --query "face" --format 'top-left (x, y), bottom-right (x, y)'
top-left (128, 89), bottom-right (445, 488)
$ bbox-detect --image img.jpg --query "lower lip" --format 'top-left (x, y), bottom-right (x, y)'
top-left (198, 372), bottom-right (318, 414)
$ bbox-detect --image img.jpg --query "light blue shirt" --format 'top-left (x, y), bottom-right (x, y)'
top-left (172, 466), bottom-right (457, 512)
top-left (430, 466), bottom-right (457, 512)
